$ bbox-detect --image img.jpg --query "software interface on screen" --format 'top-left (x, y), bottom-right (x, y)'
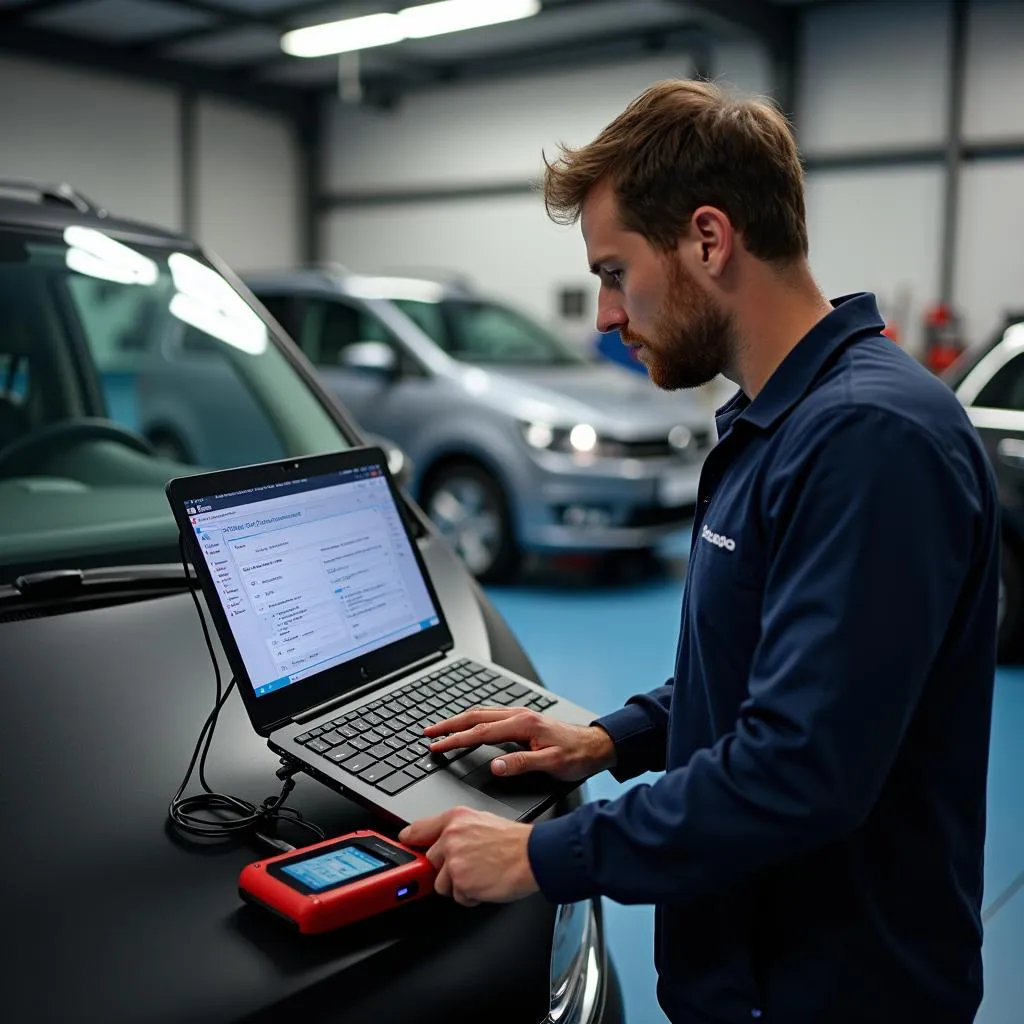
top-left (281, 846), bottom-right (387, 891)
top-left (186, 467), bottom-right (441, 697)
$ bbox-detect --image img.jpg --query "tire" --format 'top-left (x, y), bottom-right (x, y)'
top-left (420, 460), bottom-right (519, 584)
top-left (998, 540), bottom-right (1023, 663)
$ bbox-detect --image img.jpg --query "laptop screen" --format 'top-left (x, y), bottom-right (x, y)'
top-left (186, 463), bottom-right (442, 699)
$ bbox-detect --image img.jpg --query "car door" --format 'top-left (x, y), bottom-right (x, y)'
top-left (963, 345), bottom-right (1024, 526)
top-left (298, 296), bottom-right (423, 440)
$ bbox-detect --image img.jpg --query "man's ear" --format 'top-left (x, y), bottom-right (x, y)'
top-left (688, 206), bottom-right (733, 280)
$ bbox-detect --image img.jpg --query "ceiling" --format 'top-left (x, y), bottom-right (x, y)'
top-left (0, 0), bottom-right (815, 116)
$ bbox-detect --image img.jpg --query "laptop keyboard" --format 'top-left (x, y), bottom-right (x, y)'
top-left (293, 658), bottom-right (557, 796)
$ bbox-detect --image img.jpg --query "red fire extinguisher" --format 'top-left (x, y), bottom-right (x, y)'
top-left (922, 303), bottom-right (964, 374)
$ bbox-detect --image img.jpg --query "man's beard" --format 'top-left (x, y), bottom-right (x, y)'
top-left (620, 259), bottom-right (734, 390)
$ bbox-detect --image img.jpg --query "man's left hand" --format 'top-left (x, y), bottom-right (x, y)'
top-left (399, 808), bottom-right (539, 907)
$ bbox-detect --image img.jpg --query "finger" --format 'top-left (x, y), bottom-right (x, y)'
top-left (428, 711), bottom-right (541, 754)
top-left (399, 810), bottom-right (452, 847)
top-left (453, 887), bottom-right (481, 908)
top-left (422, 707), bottom-right (524, 738)
top-left (492, 745), bottom-right (563, 777)
top-left (433, 862), bottom-right (453, 898)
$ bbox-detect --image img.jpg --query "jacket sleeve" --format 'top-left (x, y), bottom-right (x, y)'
top-left (528, 407), bottom-right (989, 906)
top-left (593, 683), bottom-right (674, 782)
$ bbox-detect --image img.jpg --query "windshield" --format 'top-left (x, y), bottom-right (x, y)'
top-left (391, 297), bottom-right (587, 366)
top-left (0, 224), bottom-right (350, 582)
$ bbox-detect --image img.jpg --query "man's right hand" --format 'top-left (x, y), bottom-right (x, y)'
top-left (424, 708), bottom-right (617, 782)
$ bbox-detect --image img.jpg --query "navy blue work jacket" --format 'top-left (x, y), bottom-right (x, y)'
top-left (529, 293), bottom-right (1000, 1024)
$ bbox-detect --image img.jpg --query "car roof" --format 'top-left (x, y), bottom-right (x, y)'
top-left (243, 265), bottom-right (476, 300)
top-left (0, 181), bottom-right (192, 249)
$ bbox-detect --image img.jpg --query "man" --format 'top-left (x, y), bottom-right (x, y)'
top-left (399, 80), bottom-right (999, 1024)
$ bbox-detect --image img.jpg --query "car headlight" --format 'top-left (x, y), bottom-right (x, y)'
top-left (521, 421), bottom-right (627, 458)
top-left (549, 901), bottom-right (603, 1024)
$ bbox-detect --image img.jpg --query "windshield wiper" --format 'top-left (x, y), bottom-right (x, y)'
top-left (0, 564), bottom-right (195, 612)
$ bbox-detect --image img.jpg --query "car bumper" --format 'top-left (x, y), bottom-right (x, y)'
top-left (515, 450), bottom-right (702, 552)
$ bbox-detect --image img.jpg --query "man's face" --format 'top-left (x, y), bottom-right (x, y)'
top-left (582, 181), bottom-right (734, 390)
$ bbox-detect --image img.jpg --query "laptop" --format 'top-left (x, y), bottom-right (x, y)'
top-left (165, 446), bottom-right (597, 825)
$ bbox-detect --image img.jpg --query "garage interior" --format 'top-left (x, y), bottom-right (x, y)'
top-left (2, 1), bottom-right (1023, 1022)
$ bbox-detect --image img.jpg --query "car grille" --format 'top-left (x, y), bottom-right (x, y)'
top-left (619, 428), bottom-right (712, 459)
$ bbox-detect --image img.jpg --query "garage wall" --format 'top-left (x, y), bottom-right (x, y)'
top-left (956, 0), bottom-right (1024, 344)
top-left (195, 98), bottom-right (301, 271)
top-left (797, 0), bottom-right (951, 354)
top-left (798, 0), bottom-right (1024, 354)
top-left (0, 54), bottom-right (182, 229)
top-left (322, 46), bottom-right (774, 340)
top-left (0, 54), bottom-right (301, 270)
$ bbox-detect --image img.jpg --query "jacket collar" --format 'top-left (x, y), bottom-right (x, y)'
top-left (716, 292), bottom-right (886, 437)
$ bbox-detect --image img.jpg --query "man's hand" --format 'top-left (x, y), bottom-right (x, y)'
top-left (399, 807), bottom-right (539, 906)
top-left (425, 708), bottom-right (617, 782)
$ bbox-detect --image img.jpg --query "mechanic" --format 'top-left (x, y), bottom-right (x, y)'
top-left (399, 79), bottom-right (1000, 1024)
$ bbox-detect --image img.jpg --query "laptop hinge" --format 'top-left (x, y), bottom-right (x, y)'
top-left (292, 650), bottom-right (448, 725)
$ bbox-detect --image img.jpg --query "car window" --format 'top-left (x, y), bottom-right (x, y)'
top-left (975, 350), bottom-right (1024, 411)
top-left (392, 297), bottom-right (585, 366)
top-left (257, 292), bottom-right (302, 340)
top-left (303, 298), bottom-right (395, 366)
top-left (0, 224), bottom-right (352, 579)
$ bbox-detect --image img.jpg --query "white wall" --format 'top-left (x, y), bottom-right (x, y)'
top-left (804, 167), bottom-right (946, 354)
top-left (797, 0), bottom-right (951, 155)
top-left (955, 161), bottom-right (1024, 345)
top-left (323, 46), bottom-right (774, 338)
top-left (796, 0), bottom-right (954, 353)
top-left (195, 98), bottom-right (301, 271)
top-left (963, 0), bottom-right (1024, 141)
top-left (0, 54), bottom-right (300, 271)
top-left (0, 54), bottom-right (181, 228)
top-left (797, 0), bottom-right (1024, 356)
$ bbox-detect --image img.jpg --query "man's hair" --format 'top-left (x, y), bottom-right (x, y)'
top-left (543, 79), bottom-right (808, 263)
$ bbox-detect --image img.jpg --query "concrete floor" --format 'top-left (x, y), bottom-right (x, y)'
top-left (485, 536), bottom-right (1024, 1024)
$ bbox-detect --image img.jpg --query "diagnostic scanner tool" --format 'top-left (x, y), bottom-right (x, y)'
top-left (239, 830), bottom-right (436, 934)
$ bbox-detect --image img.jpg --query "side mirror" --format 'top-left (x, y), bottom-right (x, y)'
top-left (340, 340), bottom-right (398, 377)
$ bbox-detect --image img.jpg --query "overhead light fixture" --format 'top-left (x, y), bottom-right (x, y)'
top-left (281, 0), bottom-right (541, 59)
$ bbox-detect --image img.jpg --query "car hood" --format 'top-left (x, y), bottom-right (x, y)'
top-left (456, 362), bottom-right (715, 439)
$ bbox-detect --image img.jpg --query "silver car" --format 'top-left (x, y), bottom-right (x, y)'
top-left (245, 268), bottom-right (714, 581)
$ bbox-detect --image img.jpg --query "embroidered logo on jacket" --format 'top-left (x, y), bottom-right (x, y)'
top-left (701, 524), bottom-right (736, 551)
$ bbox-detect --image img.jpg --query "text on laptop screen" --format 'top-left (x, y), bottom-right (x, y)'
top-left (186, 466), bottom-right (441, 697)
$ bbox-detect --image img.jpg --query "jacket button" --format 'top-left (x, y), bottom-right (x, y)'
top-left (751, 1011), bottom-right (763, 1020)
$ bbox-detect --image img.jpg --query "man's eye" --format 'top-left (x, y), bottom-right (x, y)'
top-left (603, 269), bottom-right (623, 287)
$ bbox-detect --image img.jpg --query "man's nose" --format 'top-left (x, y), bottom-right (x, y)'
top-left (596, 288), bottom-right (627, 335)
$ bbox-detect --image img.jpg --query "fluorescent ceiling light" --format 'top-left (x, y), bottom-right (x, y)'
top-left (282, 12), bottom-right (403, 57)
top-left (281, 0), bottom-right (541, 59)
top-left (401, 0), bottom-right (541, 40)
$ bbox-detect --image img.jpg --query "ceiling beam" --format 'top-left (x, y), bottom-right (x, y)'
top-left (668, 0), bottom-right (795, 54)
top-left (294, 19), bottom-right (708, 106)
top-left (0, 24), bottom-right (309, 117)
top-left (133, 0), bottom-right (360, 55)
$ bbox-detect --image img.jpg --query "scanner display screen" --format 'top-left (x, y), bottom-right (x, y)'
top-left (281, 845), bottom-right (388, 891)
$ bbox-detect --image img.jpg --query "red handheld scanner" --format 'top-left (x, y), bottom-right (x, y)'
top-left (239, 830), bottom-right (436, 934)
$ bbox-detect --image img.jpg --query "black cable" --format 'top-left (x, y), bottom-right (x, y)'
top-left (168, 531), bottom-right (325, 848)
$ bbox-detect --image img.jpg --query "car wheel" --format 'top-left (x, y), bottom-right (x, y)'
top-left (998, 540), bottom-right (1022, 663)
top-left (147, 429), bottom-right (191, 464)
top-left (421, 461), bottom-right (518, 583)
